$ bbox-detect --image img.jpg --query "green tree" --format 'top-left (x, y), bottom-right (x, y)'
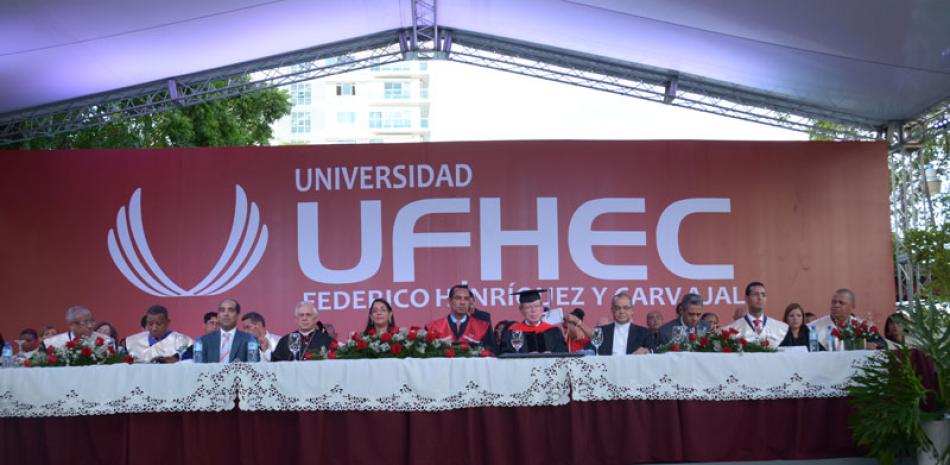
top-left (904, 224), bottom-right (950, 299)
top-left (5, 82), bottom-right (291, 150)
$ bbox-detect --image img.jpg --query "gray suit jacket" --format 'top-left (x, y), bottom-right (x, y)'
top-left (197, 329), bottom-right (256, 363)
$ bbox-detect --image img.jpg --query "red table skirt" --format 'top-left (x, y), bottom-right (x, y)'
top-left (0, 398), bottom-right (860, 465)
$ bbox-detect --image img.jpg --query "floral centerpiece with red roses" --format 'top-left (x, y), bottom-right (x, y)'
top-left (305, 327), bottom-right (492, 360)
top-left (830, 317), bottom-right (877, 350)
top-left (655, 327), bottom-right (777, 353)
top-left (25, 336), bottom-right (132, 367)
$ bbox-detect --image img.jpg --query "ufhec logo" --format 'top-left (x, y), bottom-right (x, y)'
top-left (107, 185), bottom-right (268, 297)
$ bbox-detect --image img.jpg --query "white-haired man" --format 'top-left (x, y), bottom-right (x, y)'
top-left (42, 305), bottom-right (113, 349)
top-left (271, 302), bottom-right (335, 361)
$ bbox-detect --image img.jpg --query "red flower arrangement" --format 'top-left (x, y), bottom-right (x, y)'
top-left (306, 327), bottom-right (489, 360)
top-left (26, 337), bottom-right (130, 367)
top-left (829, 318), bottom-right (877, 350)
top-left (657, 327), bottom-right (776, 353)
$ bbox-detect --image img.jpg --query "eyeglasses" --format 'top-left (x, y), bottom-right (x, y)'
top-left (611, 305), bottom-right (634, 311)
top-left (71, 318), bottom-right (96, 326)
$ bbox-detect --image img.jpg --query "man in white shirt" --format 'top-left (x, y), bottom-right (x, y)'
top-left (241, 312), bottom-right (280, 361)
top-left (811, 288), bottom-right (884, 350)
top-left (42, 305), bottom-right (113, 349)
top-left (724, 282), bottom-right (788, 347)
top-left (587, 293), bottom-right (651, 355)
top-left (125, 305), bottom-right (194, 363)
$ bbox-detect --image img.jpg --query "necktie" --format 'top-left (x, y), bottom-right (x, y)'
top-left (753, 319), bottom-right (762, 334)
top-left (219, 332), bottom-right (231, 362)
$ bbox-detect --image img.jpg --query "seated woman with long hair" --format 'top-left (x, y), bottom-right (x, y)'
top-left (364, 298), bottom-right (397, 336)
top-left (883, 313), bottom-right (909, 350)
top-left (779, 303), bottom-right (818, 350)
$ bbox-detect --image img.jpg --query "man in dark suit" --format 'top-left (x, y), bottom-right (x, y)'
top-left (587, 292), bottom-right (651, 355)
top-left (643, 310), bottom-right (665, 352)
top-left (195, 298), bottom-right (256, 363)
top-left (272, 301), bottom-right (334, 361)
top-left (658, 293), bottom-right (709, 344)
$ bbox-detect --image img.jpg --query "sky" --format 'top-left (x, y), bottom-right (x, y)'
top-left (427, 61), bottom-right (807, 142)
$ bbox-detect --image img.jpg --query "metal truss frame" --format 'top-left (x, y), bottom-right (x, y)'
top-left (444, 30), bottom-right (885, 142)
top-left (2, 8), bottom-right (946, 300)
top-left (2, 24), bottom-right (949, 148)
top-left (0, 31), bottom-right (406, 145)
top-left (889, 142), bottom-right (947, 302)
top-left (410, 0), bottom-right (439, 54)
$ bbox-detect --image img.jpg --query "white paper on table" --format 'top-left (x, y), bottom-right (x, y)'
top-left (777, 346), bottom-right (808, 353)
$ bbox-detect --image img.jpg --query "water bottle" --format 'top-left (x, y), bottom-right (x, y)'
top-left (808, 325), bottom-right (819, 352)
top-left (826, 325), bottom-right (836, 352)
top-left (193, 338), bottom-right (204, 364)
top-left (247, 340), bottom-right (260, 363)
top-left (1, 343), bottom-right (13, 368)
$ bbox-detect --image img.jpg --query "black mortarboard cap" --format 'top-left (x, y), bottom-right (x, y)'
top-left (511, 288), bottom-right (548, 304)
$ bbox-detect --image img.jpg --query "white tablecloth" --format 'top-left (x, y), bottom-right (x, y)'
top-left (569, 351), bottom-right (872, 402)
top-left (0, 351), bottom-right (877, 418)
top-left (238, 357), bottom-right (571, 412)
top-left (0, 363), bottom-right (235, 417)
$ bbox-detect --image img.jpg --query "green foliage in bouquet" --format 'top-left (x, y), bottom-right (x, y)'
top-left (26, 336), bottom-right (132, 367)
top-left (655, 327), bottom-right (777, 353)
top-left (305, 327), bottom-right (493, 360)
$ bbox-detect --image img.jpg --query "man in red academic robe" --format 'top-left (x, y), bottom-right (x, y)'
top-left (426, 284), bottom-right (497, 353)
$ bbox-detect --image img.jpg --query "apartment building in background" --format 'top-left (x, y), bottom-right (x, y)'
top-left (270, 59), bottom-right (431, 145)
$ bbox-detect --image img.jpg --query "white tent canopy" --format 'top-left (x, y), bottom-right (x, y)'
top-left (2, 0), bottom-right (949, 136)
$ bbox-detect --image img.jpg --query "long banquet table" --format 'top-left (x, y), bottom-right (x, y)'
top-left (0, 351), bottom-right (873, 465)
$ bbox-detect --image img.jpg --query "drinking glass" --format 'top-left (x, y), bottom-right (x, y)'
top-left (591, 327), bottom-right (604, 355)
top-left (289, 333), bottom-right (302, 361)
top-left (13, 339), bottom-right (26, 365)
top-left (510, 330), bottom-right (524, 353)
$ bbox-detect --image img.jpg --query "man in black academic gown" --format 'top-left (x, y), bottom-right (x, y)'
top-left (587, 292), bottom-right (652, 355)
top-left (272, 301), bottom-right (334, 361)
top-left (498, 289), bottom-right (567, 354)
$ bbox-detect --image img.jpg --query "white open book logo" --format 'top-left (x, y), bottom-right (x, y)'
top-left (107, 185), bottom-right (268, 297)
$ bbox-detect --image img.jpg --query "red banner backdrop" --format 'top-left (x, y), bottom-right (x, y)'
top-left (0, 140), bottom-right (893, 340)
